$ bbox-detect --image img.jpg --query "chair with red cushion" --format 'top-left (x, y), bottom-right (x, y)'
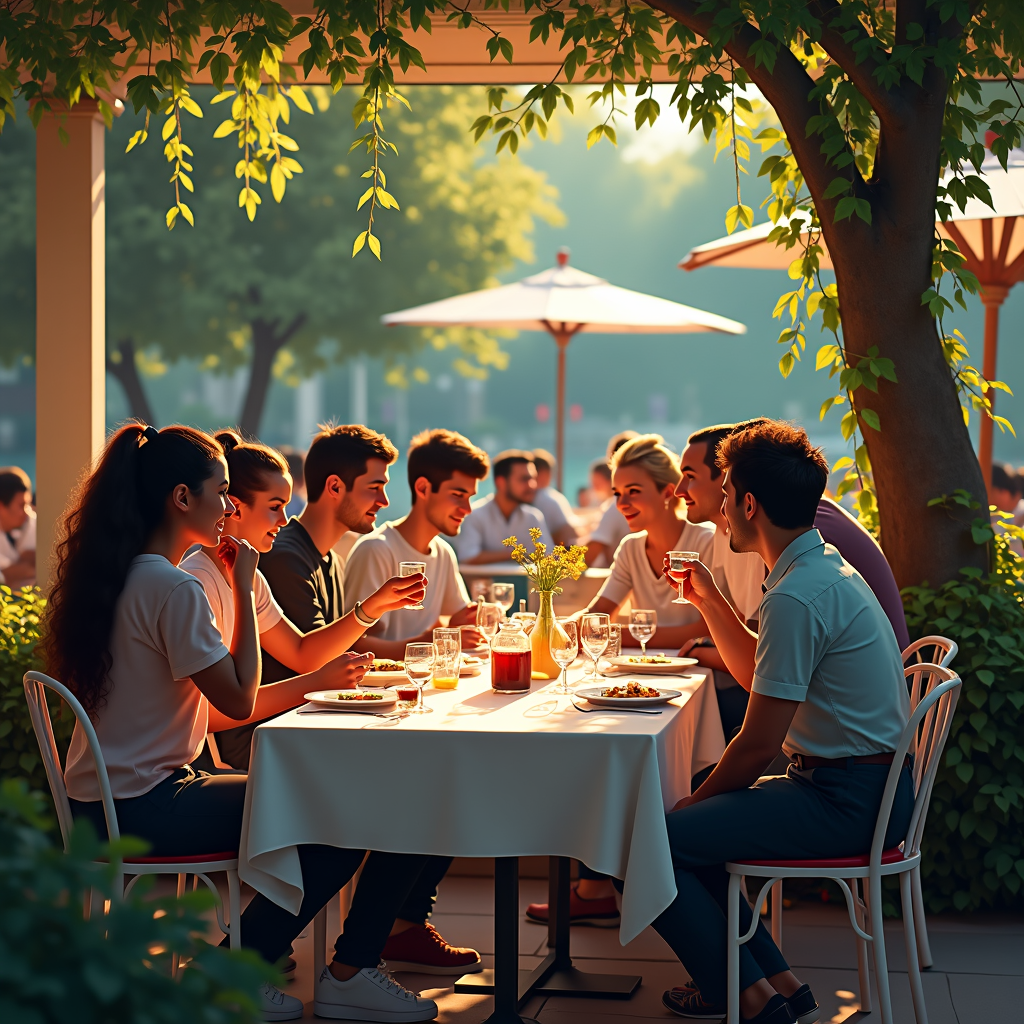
top-left (725, 666), bottom-right (961, 1024)
top-left (24, 670), bottom-right (241, 974)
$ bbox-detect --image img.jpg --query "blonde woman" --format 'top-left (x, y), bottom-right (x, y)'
top-left (586, 433), bottom-right (714, 649)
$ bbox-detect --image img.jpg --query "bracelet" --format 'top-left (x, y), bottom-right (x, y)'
top-left (352, 601), bottom-right (379, 628)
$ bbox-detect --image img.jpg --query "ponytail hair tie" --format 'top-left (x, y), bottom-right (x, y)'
top-left (138, 425), bottom-right (160, 447)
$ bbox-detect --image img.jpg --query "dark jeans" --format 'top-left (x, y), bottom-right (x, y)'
top-left (648, 763), bottom-right (914, 1004)
top-left (70, 767), bottom-right (452, 968)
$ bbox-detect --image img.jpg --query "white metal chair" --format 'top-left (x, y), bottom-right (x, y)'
top-left (726, 667), bottom-right (961, 1024)
top-left (23, 670), bottom-right (241, 971)
top-left (901, 635), bottom-right (956, 968)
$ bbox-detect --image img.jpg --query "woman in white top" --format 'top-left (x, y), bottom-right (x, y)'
top-left (588, 434), bottom-right (714, 649)
top-left (181, 431), bottom-right (421, 714)
top-left (48, 424), bottom-right (437, 1023)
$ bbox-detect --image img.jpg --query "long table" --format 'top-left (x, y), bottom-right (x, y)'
top-left (240, 657), bottom-right (725, 1023)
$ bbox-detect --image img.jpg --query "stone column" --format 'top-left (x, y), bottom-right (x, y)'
top-left (35, 102), bottom-right (106, 587)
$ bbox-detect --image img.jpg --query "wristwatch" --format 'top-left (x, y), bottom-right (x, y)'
top-left (352, 601), bottom-right (379, 628)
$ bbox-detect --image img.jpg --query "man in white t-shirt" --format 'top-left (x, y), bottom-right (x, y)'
top-left (530, 448), bottom-right (580, 546)
top-left (0, 467), bottom-right (36, 588)
top-left (345, 429), bottom-right (490, 658)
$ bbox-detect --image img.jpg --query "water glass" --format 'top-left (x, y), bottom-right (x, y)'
top-left (477, 601), bottom-right (503, 640)
top-left (580, 612), bottom-right (610, 681)
top-left (605, 623), bottom-right (622, 659)
top-left (490, 582), bottom-right (516, 618)
top-left (629, 609), bottom-right (657, 656)
top-left (432, 632), bottom-right (461, 691)
top-left (549, 617), bottom-right (579, 695)
top-left (667, 550), bottom-right (701, 605)
top-left (404, 642), bottom-right (435, 714)
top-left (399, 560), bottom-right (427, 610)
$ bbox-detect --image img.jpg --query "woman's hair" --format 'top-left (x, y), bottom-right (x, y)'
top-left (43, 423), bottom-right (223, 716)
top-left (215, 430), bottom-right (290, 506)
top-left (611, 433), bottom-right (682, 507)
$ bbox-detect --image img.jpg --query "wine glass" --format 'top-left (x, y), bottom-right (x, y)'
top-left (667, 550), bottom-right (701, 605)
top-left (477, 601), bottom-right (503, 640)
top-left (629, 609), bottom-right (657, 657)
top-left (549, 617), bottom-right (579, 695)
top-left (399, 561), bottom-right (427, 611)
top-left (490, 582), bottom-right (515, 618)
top-left (580, 612), bottom-right (610, 681)
top-left (403, 642), bottom-right (435, 714)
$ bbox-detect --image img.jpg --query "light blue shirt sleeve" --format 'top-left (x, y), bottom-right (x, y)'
top-left (451, 507), bottom-right (486, 561)
top-left (751, 591), bottom-right (828, 703)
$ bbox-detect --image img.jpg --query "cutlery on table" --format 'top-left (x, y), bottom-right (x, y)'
top-left (570, 700), bottom-right (663, 716)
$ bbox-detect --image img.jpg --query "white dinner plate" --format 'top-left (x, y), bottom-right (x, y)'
top-left (606, 655), bottom-right (699, 674)
top-left (304, 689), bottom-right (398, 712)
top-left (576, 685), bottom-right (682, 708)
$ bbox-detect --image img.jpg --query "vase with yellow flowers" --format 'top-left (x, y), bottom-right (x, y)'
top-left (503, 528), bottom-right (589, 680)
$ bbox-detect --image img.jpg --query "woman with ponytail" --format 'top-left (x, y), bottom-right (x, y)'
top-left (181, 430), bottom-right (422, 758)
top-left (44, 424), bottom-right (440, 1023)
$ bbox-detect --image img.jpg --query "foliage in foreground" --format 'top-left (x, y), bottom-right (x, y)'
top-left (0, 779), bottom-right (271, 1023)
top-left (0, 586), bottom-right (73, 823)
top-left (904, 530), bottom-right (1024, 913)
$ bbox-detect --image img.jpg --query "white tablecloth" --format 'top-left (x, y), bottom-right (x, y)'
top-left (239, 658), bottom-right (725, 944)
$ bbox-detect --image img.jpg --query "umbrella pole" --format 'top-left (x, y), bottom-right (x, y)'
top-left (550, 327), bottom-right (574, 494)
top-left (978, 285), bottom-right (1008, 491)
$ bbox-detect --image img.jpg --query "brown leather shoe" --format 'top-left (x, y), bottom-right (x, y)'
top-left (525, 884), bottom-right (621, 927)
top-left (381, 923), bottom-right (482, 975)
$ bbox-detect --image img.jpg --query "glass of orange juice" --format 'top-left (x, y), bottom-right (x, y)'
top-left (432, 629), bottom-right (461, 690)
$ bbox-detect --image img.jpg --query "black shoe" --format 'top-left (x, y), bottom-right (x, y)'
top-left (785, 984), bottom-right (819, 1024)
top-left (662, 988), bottom-right (727, 1019)
top-left (741, 993), bottom-right (797, 1024)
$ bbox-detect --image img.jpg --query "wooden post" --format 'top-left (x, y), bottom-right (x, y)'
top-left (35, 102), bottom-right (107, 587)
top-left (978, 284), bottom-right (1008, 493)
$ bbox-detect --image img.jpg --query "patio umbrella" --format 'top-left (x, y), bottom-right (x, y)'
top-left (382, 249), bottom-right (746, 490)
top-left (679, 147), bottom-right (1024, 487)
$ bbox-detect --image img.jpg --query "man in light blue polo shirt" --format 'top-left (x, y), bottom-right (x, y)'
top-left (649, 420), bottom-right (913, 1024)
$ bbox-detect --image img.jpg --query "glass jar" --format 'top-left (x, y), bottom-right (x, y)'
top-left (490, 618), bottom-right (533, 693)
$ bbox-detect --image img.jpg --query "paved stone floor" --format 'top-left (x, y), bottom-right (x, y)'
top-left (274, 872), bottom-right (1024, 1023)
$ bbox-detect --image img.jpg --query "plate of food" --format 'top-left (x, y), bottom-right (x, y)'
top-left (363, 658), bottom-right (407, 684)
top-left (460, 654), bottom-right (484, 677)
top-left (606, 654), bottom-right (698, 674)
top-left (304, 689), bottom-right (399, 712)
top-left (575, 682), bottom-right (683, 708)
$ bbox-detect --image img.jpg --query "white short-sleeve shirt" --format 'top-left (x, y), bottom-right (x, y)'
top-left (344, 520), bottom-right (472, 642)
top-left (532, 486), bottom-right (579, 539)
top-left (709, 527), bottom-right (765, 626)
top-left (64, 555), bottom-right (229, 801)
top-left (450, 493), bottom-right (553, 562)
top-left (180, 549), bottom-right (284, 642)
top-left (595, 521), bottom-right (714, 628)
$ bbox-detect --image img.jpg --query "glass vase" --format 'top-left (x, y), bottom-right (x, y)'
top-left (530, 590), bottom-right (561, 680)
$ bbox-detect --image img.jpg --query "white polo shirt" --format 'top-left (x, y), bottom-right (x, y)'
top-left (709, 527), bottom-right (765, 626)
top-left (595, 521), bottom-right (715, 628)
top-left (344, 520), bottom-right (472, 642)
top-left (451, 493), bottom-right (553, 562)
top-left (752, 530), bottom-right (909, 759)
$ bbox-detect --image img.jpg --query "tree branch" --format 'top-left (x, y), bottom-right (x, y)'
top-left (105, 337), bottom-right (155, 425)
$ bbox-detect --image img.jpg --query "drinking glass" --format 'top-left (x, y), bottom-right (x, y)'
top-left (403, 642), bottom-right (435, 714)
top-left (432, 637), bottom-right (461, 690)
top-left (477, 601), bottom-right (503, 640)
top-left (399, 561), bottom-right (427, 610)
top-left (490, 582), bottom-right (515, 618)
top-left (549, 617), bottom-right (579, 695)
top-left (629, 609), bottom-right (657, 656)
top-left (580, 613), bottom-right (610, 681)
top-left (510, 610), bottom-right (537, 635)
top-left (667, 550), bottom-right (701, 605)
top-left (606, 623), bottom-right (622, 658)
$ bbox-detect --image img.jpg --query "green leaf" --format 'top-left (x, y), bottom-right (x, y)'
top-left (860, 408), bottom-right (881, 432)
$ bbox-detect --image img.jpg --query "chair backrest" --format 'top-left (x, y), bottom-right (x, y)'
top-left (869, 666), bottom-right (961, 868)
top-left (23, 670), bottom-right (122, 851)
top-left (902, 635), bottom-right (957, 671)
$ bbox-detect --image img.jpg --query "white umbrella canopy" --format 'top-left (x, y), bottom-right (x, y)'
top-left (677, 148), bottom-right (1024, 484)
top-left (383, 250), bottom-right (746, 489)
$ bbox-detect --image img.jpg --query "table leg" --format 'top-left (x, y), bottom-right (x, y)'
top-left (454, 857), bottom-right (640, 1015)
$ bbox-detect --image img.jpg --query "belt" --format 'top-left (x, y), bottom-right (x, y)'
top-left (790, 752), bottom-right (909, 770)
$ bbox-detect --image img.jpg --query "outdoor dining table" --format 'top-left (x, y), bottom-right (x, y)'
top-left (239, 654), bottom-right (726, 1024)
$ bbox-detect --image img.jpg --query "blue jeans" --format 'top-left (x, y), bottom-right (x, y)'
top-left (649, 763), bottom-right (914, 1004)
top-left (70, 767), bottom-right (452, 968)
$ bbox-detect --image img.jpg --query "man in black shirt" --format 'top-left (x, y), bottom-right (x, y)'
top-left (235, 424), bottom-right (482, 1003)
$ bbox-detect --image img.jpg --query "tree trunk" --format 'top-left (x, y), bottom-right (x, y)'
top-left (106, 337), bottom-right (156, 425)
top-left (238, 313), bottom-right (307, 437)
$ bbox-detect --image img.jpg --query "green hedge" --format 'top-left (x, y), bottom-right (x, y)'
top-left (903, 532), bottom-right (1024, 912)
top-left (0, 586), bottom-right (74, 821)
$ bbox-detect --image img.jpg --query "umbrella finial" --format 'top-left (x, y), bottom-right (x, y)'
top-left (556, 247), bottom-right (571, 267)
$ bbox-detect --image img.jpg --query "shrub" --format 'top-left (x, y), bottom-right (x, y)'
top-left (0, 587), bottom-right (74, 818)
top-left (903, 531), bottom-right (1024, 912)
top-left (0, 779), bottom-right (272, 1022)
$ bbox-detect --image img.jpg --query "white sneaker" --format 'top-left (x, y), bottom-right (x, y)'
top-left (314, 964), bottom-right (438, 1021)
top-left (261, 981), bottom-right (304, 1021)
